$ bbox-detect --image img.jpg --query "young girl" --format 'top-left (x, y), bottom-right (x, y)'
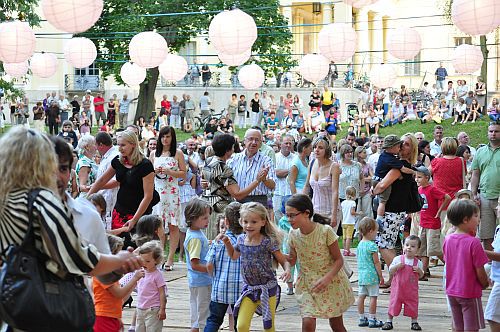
top-left (443, 199), bottom-right (489, 332)
top-left (284, 194), bottom-right (354, 332)
top-left (221, 202), bottom-right (291, 331)
top-left (359, 104), bottom-right (368, 126)
top-left (381, 235), bottom-right (424, 331)
top-left (88, 193), bottom-right (107, 229)
top-left (464, 98), bottom-right (482, 123)
top-left (452, 98), bottom-right (467, 125)
top-left (357, 217), bottom-right (384, 328)
top-left (341, 186), bottom-right (361, 257)
top-left (349, 114), bottom-right (361, 137)
top-left (135, 241), bottom-right (167, 332)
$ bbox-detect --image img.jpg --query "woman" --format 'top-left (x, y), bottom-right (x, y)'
top-left (416, 139), bottom-right (434, 168)
top-left (338, 144), bottom-right (362, 202)
top-left (289, 138), bottom-right (313, 195)
top-left (475, 76), bottom-right (486, 108)
top-left (170, 95), bottom-right (180, 129)
top-left (456, 144), bottom-right (472, 187)
top-left (75, 135), bottom-right (98, 197)
top-left (487, 97), bottom-right (499, 121)
top-left (88, 130), bottom-right (157, 249)
top-left (227, 93), bottom-right (238, 124)
top-left (303, 136), bottom-right (341, 230)
top-left (107, 96), bottom-right (117, 128)
top-left (309, 88), bottom-right (321, 112)
top-left (292, 94), bottom-right (302, 121)
top-left (308, 106), bottom-right (326, 133)
top-left (150, 126), bottom-right (186, 270)
top-left (145, 137), bottom-right (157, 159)
top-left (32, 101), bottom-right (45, 132)
top-left (354, 146), bottom-right (373, 219)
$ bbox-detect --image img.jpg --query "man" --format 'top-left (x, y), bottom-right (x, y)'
top-left (82, 90), bottom-right (95, 126)
top-left (429, 125), bottom-right (444, 157)
top-left (357, 84), bottom-right (370, 109)
top-left (435, 62), bottom-right (448, 93)
top-left (273, 135), bottom-right (294, 222)
top-left (179, 94), bottom-right (187, 130)
top-left (346, 131), bottom-right (356, 147)
top-left (328, 61), bottom-right (338, 87)
top-left (384, 98), bottom-right (404, 126)
top-left (227, 128), bottom-right (276, 205)
top-left (160, 95), bottom-right (171, 125)
top-left (58, 94), bottom-right (70, 122)
top-left (368, 135), bottom-right (384, 171)
top-left (118, 94), bottom-right (137, 128)
top-left (199, 91), bottom-right (211, 118)
top-left (471, 122), bottom-right (499, 251)
top-left (184, 95), bottom-right (196, 131)
top-left (445, 81), bottom-right (456, 114)
top-left (93, 92), bottom-right (106, 127)
top-left (186, 138), bottom-right (202, 168)
top-left (457, 131), bottom-right (477, 157)
top-left (47, 100), bottom-right (61, 135)
top-left (47, 90), bottom-right (57, 105)
top-left (189, 59), bottom-right (200, 85)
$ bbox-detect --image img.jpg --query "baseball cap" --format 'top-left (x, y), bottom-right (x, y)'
top-left (415, 165), bottom-right (431, 177)
top-left (382, 134), bottom-right (402, 149)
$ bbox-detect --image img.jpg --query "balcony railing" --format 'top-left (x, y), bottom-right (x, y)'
top-left (64, 74), bottom-right (104, 92)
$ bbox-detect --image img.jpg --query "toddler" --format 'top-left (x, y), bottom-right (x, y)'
top-left (88, 193), bottom-right (107, 229)
top-left (341, 186), bottom-right (361, 256)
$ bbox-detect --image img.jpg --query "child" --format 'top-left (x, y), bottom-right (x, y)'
top-left (93, 235), bottom-right (144, 332)
top-left (221, 202), bottom-right (291, 331)
top-left (183, 198), bottom-right (213, 332)
top-left (133, 214), bottom-right (165, 247)
top-left (349, 114), bottom-right (361, 137)
top-left (451, 97), bottom-right (467, 125)
top-left (415, 166), bottom-right (451, 279)
top-left (443, 200), bottom-right (489, 332)
top-left (325, 111), bottom-right (338, 141)
top-left (135, 241), bottom-right (167, 332)
top-left (278, 200), bottom-right (296, 296)
top-left (58, 120), bottom-right (79, 148)
top-left (359, 104), bottom-right (369, 126)
top-left (341, 186), bottom-right (361, 256)
top-left (88, 193), bottom-right (107, 229)
top-left (285, 194), bottom-right (354, 331)
top-left (381, 235), bottom-right (424, 331)
top-left (485, 205), bottom-right (500, 331)
top-left (356, 217), bottom-right (384, 328)
top-left (205, 202), bottom-right (243, 332)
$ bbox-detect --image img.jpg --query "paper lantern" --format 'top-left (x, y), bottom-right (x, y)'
top-left (318, 23), bottom-right (357, 62)
top-left (387, 28), bottom-right (422, 60)
top-left (41, 0), bottom-right (103, 33)
top-left (159, 54), bottom-right (188, 82)
top-left (129, 31), bottom-right (169, 69)
top-left (0, 21), bottom-right (36, 63)
top-left (299, 54), bottom-right (330, 83)
top-left (451, 44), bottom-right (483, 74)
top-left (209, 9), bottom-right (257, 55)
top-left (64, 37), bottom-right (97, 69)
top-left (451, 0), bottom-right (500, 36)
top-left (3, 61), bottom-right (29, 78)
top-left (30, 53), bottom-right (58, 78)
top-left (120, 62), bottom-right (146, 86)
top-left (369, 64), bottom-right (397, 88)
top-left (218, 49), bottom-right (252, 66)
top-left (344, 0), bottom-right (379, 8)
top-left (238, 64), bottom-right (265, 89)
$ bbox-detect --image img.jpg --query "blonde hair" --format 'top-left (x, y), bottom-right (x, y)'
top-left (345, 186), bottom-right (356, 200)
top-left (0, 127), bottom-right (58, 203)
top-left (138, 240), bottom-right (164, 264)
top-left (117, 130), bottom-right (144, 166)
top-left (358, 217), bottom-right (378, 236)
top-left (240, 202), bottom-right (283, 247)
top-left (401, 133), bottom-right (418, 165)
top-left (441, 137), bottom-right (458, 156)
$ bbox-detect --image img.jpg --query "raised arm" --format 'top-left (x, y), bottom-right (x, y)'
top-left (372, 168), bottom-right (401, 195)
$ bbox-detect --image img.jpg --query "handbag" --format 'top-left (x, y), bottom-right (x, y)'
top-left (0, 189), bottom-right (95, 332)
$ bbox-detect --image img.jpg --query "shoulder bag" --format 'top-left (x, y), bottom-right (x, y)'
top-left (0, 189), bottom-right (95, 332)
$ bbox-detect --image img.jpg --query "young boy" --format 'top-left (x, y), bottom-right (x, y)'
top-left (184, 198), bottom-right (213, 332)
top-left (205, 202), bottom-right (243, 332)
top-left (415, 166), bottom-right (451, 279)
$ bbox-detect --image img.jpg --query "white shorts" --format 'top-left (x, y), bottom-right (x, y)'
top-left (485, 281), bottom-right (500, 323)
top-left (358, 284), bottom-right (380, 297)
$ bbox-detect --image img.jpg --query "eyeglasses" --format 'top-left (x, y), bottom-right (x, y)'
top-left (285, 212), bottom-right (302, 219)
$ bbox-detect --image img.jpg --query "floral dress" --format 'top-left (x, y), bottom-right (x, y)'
top-left (75, 155), bottom-right (97, 197)
top-left (289, 224), bottom-right (354, 318)
top-left (153, 154), bottom-right (181, 228)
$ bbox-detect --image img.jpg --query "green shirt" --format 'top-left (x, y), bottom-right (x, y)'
top-left (471, 144), bottom-right (500, 199)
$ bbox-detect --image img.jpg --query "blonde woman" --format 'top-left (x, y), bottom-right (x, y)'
top-left (75, 135), bottom-right (98, 197)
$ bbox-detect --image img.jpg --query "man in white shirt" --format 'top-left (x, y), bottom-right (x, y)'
top-left (430, 125), bottom-right (444, 157)
top-left (457, 131), bottom-right (477, 158)
top-left (82, 90), bottom-right (95, 126)
top-left (368, 135), bottom-right (384, 171)
top-left (445, 81), bottom-right (456, 113)
top-left (186, 138), bottom-right (202, 168)
top-left (58, 94), bottom-right (71, 122)
top-left (259, 91), bottom-right (271, 127)
top-left (199, 91), bottom-right (211, 118)
top-left (273, 135), bottom-right (295, 222)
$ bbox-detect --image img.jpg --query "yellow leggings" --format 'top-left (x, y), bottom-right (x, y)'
top-left (237, 295), bottom-right (277, 332)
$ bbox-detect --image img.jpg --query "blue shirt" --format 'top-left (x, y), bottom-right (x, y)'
top-left (290, 155), bottom-right (308, 192)
top-left (184, 228), bottom-right (212, 287)
top-left (357, 240), bottom-right (380, 285)
top-left (375, 151), bottom-right (403, 179)
top-left (435, 67), bottom-right (448, 81)
top-left (119, 99), bottom-right (132, 114)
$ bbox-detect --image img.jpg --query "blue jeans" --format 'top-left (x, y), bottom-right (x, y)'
top-left (204, 301), bottom-right (235, 332)
top-left (383, 118), bottom-right (400, 126)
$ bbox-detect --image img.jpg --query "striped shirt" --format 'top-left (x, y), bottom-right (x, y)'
top-left (0, 189), bottom-right (100, 276)
top-left (227, 150), bottom-right (276, 196)
top-left (205, 231), bottom-right (242, 304)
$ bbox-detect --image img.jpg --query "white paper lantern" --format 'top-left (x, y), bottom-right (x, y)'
top-left (369, 64), bottom-right (397, 88)
top-left (451, 44), bottom-right (483, 74)
top-left (30, 53), bottom-right (58, 78)
top-left (41, 0), bottom-right (103, 33)
top-left (159, 54), bottom-right (188, 82)
top-left (3, 61), bottom-right (29, 78)
top-left (299, 54), bottom-right (330, 83)
top-left (452, 0), bottom-right (500, 36)
top-left (344, 0), bottom-right (379, 8)
top-left (128, 31), bottom-right (169, 69)
top-left (120, 62), bottom-right (146, 86)
top-left (387, 28), bottom-right (422, 60)
top-left (218, 49), bottom-right (252, 66)
top-left (238, 64), bottom-right (265, 89)
top-left (318, 23), bottom-right (357, 62)
top-left (0, 21), bottom-right (36, 63)
top-left (64, 37), bottom-right (97, 69)
top-left (209, 9), bottom-right (257, 55)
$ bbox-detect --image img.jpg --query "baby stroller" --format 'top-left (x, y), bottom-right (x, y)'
top-left (346, 103), bottom-right (358, 122)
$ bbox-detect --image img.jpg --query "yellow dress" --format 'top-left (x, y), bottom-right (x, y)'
top-left (289, 224), bottom-right (354, 318)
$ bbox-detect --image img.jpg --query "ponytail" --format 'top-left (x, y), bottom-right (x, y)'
top-left (286, 194), bottom-right (330, 225)
top-left (311, 212), bottom-right (330, 225)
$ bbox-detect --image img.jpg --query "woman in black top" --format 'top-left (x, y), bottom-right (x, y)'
top-left (309, 88), bottom-right (321, 111)
top-left (416, 139), bottom-right (434, 168)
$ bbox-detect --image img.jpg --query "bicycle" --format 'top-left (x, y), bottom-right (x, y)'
top-left (194, 108), bottom-right (226, 131)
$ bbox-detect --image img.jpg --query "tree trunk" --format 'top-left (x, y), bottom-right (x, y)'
top-left (135, 67), bottom-right (159, 121)
top-left (480, 35), bottom-right (488, 83)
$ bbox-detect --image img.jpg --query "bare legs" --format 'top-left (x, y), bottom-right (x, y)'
top-left (166, 223), bottom-right (179, 267)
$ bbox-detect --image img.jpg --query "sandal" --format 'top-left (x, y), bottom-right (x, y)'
top-left (379, 282), bottom-right (391, 289)
top-left (411, 322), bottom-right (422, 330)
top-left (162, 263), bottom-right (174, 271)
top-left (381, 322), bottom-right (393, 330)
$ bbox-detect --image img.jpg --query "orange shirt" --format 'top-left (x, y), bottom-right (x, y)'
top-left (93, 277), bottom-right (123, 319)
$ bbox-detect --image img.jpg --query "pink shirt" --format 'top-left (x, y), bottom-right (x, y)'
top-left (136, 268), bottom-right (167, 309)
top-left (443, 233), bottom-right (488, 298)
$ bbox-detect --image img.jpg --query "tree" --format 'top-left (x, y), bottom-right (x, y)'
top-left (84, 0), bottom-right (295, 121)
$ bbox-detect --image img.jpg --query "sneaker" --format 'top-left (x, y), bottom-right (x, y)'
top-left (381, 322), bottom-right (393, 330)
top-left (368, 319), bottom-right (384, 328)
top-left (411, 322), bottom-right (422, 331)
top-left (358, 317), bottom-right (369, 327)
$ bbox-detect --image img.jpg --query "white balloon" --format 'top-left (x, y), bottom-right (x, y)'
top-left (387, 28), bottom-right (422, 60)
top-left (218, 49), bottom-right (252, 66)
top-left (299, 54), bottom-right (330, 83)
top-left (452, 0), bottom-right (500, 36)
top-left (159, 54), bottom-right (188, 82)
top-left (129, 31), bottom-right (169, 69)
top-left (452, 44), bottom-right (483, 74)
top-left (64, 37), bottom-right (97, 69)
top-left (318, 23), bottom-right (357, 62)
top-left (3, 61), bottom-right (29, 78)
top-left (0, 21), bottom-right (36, 63)
top-left (120, 62), bottom-right (146, 86)
top-left (41, 0), bottom-right (103, 33)
top-left (238, 64), bottom-right (265, 89)
top-left (209, 9), bottom-right (257, 55)
top-left (30, 53), bottom-right (58, 78)
top-left (369, 64), bottom-right (397, 88)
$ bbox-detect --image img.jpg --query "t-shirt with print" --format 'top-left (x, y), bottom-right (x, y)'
top-left (356, 240), bottom-right (380, 286)
top-left (418, 184), bottom-right (447, 229)
top-left (137, 268), bottom-right (166, 309)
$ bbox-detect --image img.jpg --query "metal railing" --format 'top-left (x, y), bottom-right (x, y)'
top-left (64, 74), bottom-right (104, 92)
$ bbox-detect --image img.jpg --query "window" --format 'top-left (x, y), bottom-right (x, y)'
top-left (454, 37), bottom-right (472, 46)
top-left (74, 62), bottom-right (99, 76)
top-left (179, 42), bottom-right (197, 65)
top-left (404, 52), bottom-right (421, 76)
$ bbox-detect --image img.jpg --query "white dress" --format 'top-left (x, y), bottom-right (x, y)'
top-left (153, 154), bottom-right (181, 228)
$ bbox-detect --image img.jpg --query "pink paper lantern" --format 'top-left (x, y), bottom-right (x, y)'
top-left (369, 64), bottom-right (397, 88)
top-left (129, 31), bottom-right (169, 69)
top-left (3, 61), bottom-right (29, 78)
top-left (0, 21), bottom-right (36, 63)
top-left (344, 0), bottom-right (379, 8)
top-left (159, 54), bottom-right (188, 82)
top-left (41, 0), bottom-right (103, 33)
top-left (120, 62), bottom-right (146, 86)
top-left (238, 64), bottom-right (265, 89)
top-left (318, 23), bottom-right (357, 62)
top-left (218, 49), bottom-right (252, 66)
top-left (30, 53), bottom-right (58, 78)
top-left (299, 54), bottom-right (330, 83)
top-left (451, 44), bottom-right (483, 74)
top-left (452, 0), bottom-right (500, 36)
top-left (64, 37), bottom-right (97, 69)
top-left (387, 28), bottom-right (422, 60)
top-left (209, 9), bottom-right (257, 55)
